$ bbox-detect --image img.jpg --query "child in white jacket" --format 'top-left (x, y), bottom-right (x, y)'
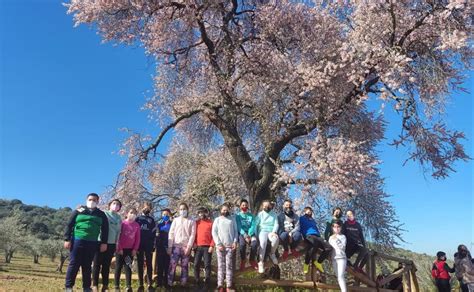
top-left (328, 220), bottom-right (347, 292)
top-left (167, 203), bottom-right (196, 286)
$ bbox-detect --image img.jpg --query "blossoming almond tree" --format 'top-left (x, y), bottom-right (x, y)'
top-left (67, 0), bottom-right (472, 212)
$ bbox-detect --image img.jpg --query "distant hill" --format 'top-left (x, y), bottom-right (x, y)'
top-left (0, 199), bottom-right (72, 240)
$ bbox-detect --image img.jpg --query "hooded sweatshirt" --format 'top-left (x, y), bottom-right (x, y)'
top-left (299, 214), bottom-right (321, 237)
top-left (104, 210), bottom-right (122, 244)
top-left (236, 211), bottom-right (256, 237)
top-left (342, 219), bottom-right (366, 247)
top-left (168, 216), bottom-right (196, 250)
top-left (255, 210), bottom-right (279, 234)
top-left (212, 215), bottom-right (238, 247)
top-left (117, 220), bottom-right (141, 252)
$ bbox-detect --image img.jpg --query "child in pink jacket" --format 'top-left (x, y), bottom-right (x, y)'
top-left (114, 208), bottom-right (141, 292)
top-left (167, 203), bottom-right (196, 286)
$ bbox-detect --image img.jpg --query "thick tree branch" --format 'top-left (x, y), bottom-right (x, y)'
top-left (142, 109), bottom-right (203, 159)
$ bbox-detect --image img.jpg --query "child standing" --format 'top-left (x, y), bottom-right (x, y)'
top-left (92, 199), bottom-right (122, 292)
top-left (167, 203), bottom-right (196, 287)
top-left (212, 204), bottom-right (238, 291)
top-left (135, 201), bottom-right (156, 292)
top-left (194, 207), bottom-right (215, 287)
top-left (328, 220), bottom-right (347, 292)
top-left (432, 251), bottom-right (455, 292)
top-left (154, 208), bottom-right (172, 288)
top-left (114, 208), bottom-right (141, 292)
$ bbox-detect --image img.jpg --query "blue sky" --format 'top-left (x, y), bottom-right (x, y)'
top-left (0, 1), bottom-right (472, 257)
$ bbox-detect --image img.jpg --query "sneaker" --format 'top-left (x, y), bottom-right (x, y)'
top-left (239, 259), bottom-right (246, 271)
top-left (226, 287), bottom-right (235, 292)
top-left (125, 287), bottom-right (133, 292)
top-left (65, 289), bottom-right (73, 292)
top-left (147, 285), bottom-right (154, 292)
top-left (249, 260), bottom-right (258, 269)
top-left (303, 263), bottom-right (309, 274)
top-left (218, 286), bottom-right (225, 292)
top-left (281, 250), bottom-right (289, 260)
top-left (270, 254), bottom-right (278, 265)
top-left (101, 286), bottom-right (109, 292)
top-left (314, 261), bottom-right (324, 273)
top-left (84, 289), bottom-right (93, 292)
top-left (258, 261), bottom-right (265, 273)
top-left (291, 248), bottom-right (301, 257)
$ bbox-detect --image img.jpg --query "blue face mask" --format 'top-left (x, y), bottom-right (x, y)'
top-left (162, 215), bottom-right (170, 222)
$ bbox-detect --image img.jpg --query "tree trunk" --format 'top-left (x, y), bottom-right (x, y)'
top-left (57, 255), bottom-right (68, 273)
top-left (34, 255), bottom-right (39, 264)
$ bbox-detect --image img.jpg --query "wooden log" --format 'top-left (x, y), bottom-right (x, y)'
top-left (409, 266), bottom-right (420, 292)
top-left (378, 267), bottom-right (404, 286)
top-left (373, 251), bottom-right (413, 265)
top-left (347, 266), bottom-right (377, 287)
top-left (233, 278), bottom-right (398, 292)
top-left (402, 266), bottom-right (412, 292)
top-left (369, 252), bottom-right (376, 282)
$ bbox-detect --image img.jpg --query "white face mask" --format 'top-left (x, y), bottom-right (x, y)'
top-left (179, 210), bottom-right (188, 217)
top-left (128, 214), bottom-right (136, 221)
top-left (110, 203), bottom-right (120, 212)
top-left (87, 201), bottom-right (98, 209)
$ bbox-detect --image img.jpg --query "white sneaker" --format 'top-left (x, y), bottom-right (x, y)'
top-left (270, 254), bottom-right (278, 265)
top-left (258, 261), bottom-right (265, 273)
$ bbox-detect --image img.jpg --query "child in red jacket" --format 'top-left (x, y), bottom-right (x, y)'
top-left (194, 207), bottom-right (215, 287)
top-left (431, 251), bottom-right (455, 292)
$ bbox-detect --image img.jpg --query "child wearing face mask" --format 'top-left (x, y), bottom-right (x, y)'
top-left (324, 207), bottom-right (342, 241)
top-left (328, 220), bottom-right (347, 292)
top-left (212, 203), bottom-right (238, 291)
top-left (92, 199), bottom-right (123, 291)
top-left (299, 206), bottom-right (333, 274)
top-left (167, 203), bottom-right (196, 287)
top-left (277, 199), bottom-right (301, 260)
top-left (64, 193), bottom-right (109, 292)
top-left (255, 200), bottom-right (280, 273)
top-left (342, 210), bottom-right (367, 272)
top-left (154, 208), bottom-right (172, 288)
top-left (115, 208), bottom-right (141, 292)
top-left (135, 201), bottom-right (156, 292)
top-left (194, 207), bottom-right (215, 287)
top-left (235, 199), bottom-right (258, 270)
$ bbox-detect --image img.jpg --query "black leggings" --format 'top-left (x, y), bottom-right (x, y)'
top-left (137, 250), bottom-right (153, 287)
top-left (304, 235), bottom-right (332, 264)
top-left (114, 249), bottom-right (133, 289)
top-left (346, 243), bottom-right (368, 269)
top-left (435, 279), bottom-right (451, 292)
top-left (92, 244), bottom-right (116, 287)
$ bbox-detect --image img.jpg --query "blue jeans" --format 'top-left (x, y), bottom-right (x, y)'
top-left (279, 231), bottom-right (302, 251)
top-left (65, 239), bottom-right (99, 289)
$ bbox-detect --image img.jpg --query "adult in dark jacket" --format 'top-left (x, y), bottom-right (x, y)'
top-left (135, 201), bottom-right (156, 292)
top-left (278, 199), bottom-right (302, 259)
top-left (342, 210), bottom-right (367, 272)
top-left (154, 208), bottom-right (172, 288)
top-left (64, 193), bottom-right (109, 292)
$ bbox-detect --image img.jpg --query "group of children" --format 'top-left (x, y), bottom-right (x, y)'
top-left (64, 193), bottom-right (370, 292)
top-left (431, 246), bottom-right (474, 292)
